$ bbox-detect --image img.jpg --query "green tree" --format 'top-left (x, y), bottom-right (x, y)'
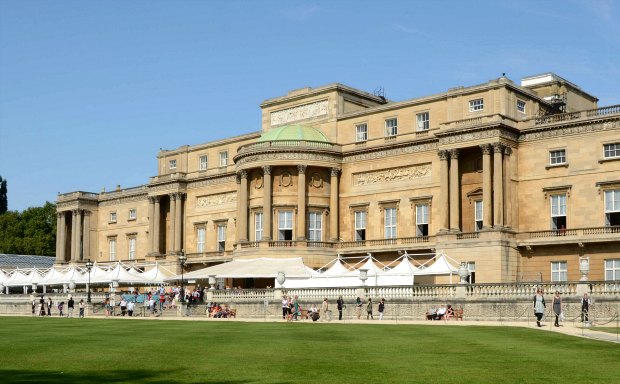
top-left (0, 175), bottom-right (7, 214)
top-left (0, 202), bottom-right (56, 256)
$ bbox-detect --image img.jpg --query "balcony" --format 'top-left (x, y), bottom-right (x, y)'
top-left (517, 226), bottom-right (620, 247)
top-left (57, 191), bottom-right (99, 202)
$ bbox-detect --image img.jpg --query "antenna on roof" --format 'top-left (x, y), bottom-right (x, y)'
top-left (373, 86), bottom-right (386, 101)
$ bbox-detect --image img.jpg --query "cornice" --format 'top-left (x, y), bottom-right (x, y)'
top-left (437, 125), bottom-right (520, 146)
top-left (260, 83), bottom-right (386, 108)
top-left (187, 174), bottom-right (237, 189)
top-left (99, 194), bottom-right (148, 207)
top-left (235, 151), bottom-right (342, 168)
top-left (343, 139), bottom-right (437, 163)
top-left (519, 117), bottom-right (620, 142)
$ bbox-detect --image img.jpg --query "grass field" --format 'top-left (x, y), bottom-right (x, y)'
top-left (1, 317), bottom-right (618, 384)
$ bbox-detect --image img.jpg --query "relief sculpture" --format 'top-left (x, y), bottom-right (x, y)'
top-left (354, 164), bottom-right (431, 186)
top-left (196, 192), bottom-right (237, 208)
top-left (270, 100), bottom-right (329, 126)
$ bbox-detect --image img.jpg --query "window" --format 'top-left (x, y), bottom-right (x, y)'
top-left (354, 211), bottom-right (366, 241)
top-left (549, 149), bottom-right (566, 165)
top-left (128, 237), bottom-right (136, 260)
top-left (219, 151), bottom-right (228, 167)
top-left (416, 112), bottom-right (430, 131)
top-left (199, 155), bottom-right (208, 171)
top-left (278, 211), bottom-right (293, 241)
top-left (128, 209), bottom-right (137, 220)
top-left (109, 212), bottom-right (117, 223)
top-left (517, 100), bottom-right (526, 113)
top-left (605, 259), bottom-right (620, 280)
top-left (469, 98), bottom-right (484, 112)
top-left (169, 159), bottom-right (177, 170)
top-left (109, 238), bottom-right (116, 261)
top-left (466, 262), bottom-right (476, 284)
top-left (384, 207), bottom-right (397, 239)
top-left (308, 212), bottom-right (322, 241)
top-left (416, 204), bottom-right (429, 236)
top-left (385, 118), bottom-right (398, 137)
top-left (550, 194), bottom-right (567, 230)
top-left (604, 143), bottom-right (620, 159)
top-left (197, 227), bottom-right (206, 253)
top-left (551, 261), bottom-right (568, 282)
top-left (605, 189), bottom-right (620, 226)
top-left (255, 213), bottom-right (263, 241)
top-left (355, 123), bottom-right (368, 142)
top-left (474, 200), bottom-right (483, 231)
top-left (217, 224), bottom-right (226, 252)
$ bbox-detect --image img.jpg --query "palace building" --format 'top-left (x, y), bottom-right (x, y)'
top-left (55, 73), bottom-right (620, 284)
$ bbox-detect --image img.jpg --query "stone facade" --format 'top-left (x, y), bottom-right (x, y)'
top-left (56, 73), bottom-right (620, 284)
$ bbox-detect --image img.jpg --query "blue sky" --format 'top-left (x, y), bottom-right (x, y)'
top-left (1, 0), bottom-right (618, 211)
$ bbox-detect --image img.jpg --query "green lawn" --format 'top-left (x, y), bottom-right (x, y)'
top-left (1, 317), bottom-right (618, 384)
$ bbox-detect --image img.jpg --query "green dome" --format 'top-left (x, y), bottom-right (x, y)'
top-left (259, 124), bottom-right (329, 142)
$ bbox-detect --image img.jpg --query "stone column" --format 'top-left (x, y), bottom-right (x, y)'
top-left (83, 211), bottom-right (90, 260)
top-left (175, 193), bottom-right (184, 252)
top-left (153, 196), bottom-right (161, 254)
top-left (148, 197), bottom-right (155, 253)
top-left (74, 209), bottom-right (82, 261)
top-left (237, 171), bottom-right (249, 242)
top-left (59, 212), bottom-right (67, 262)
top-left (449, 149), bottom-right (460, 232)
top-left (438, 150), bottom-right (450, 232)
top-left (169, 193), bottom-right (177, 252)
top-left (329, 167), bottom-right (340, 241)
top-left (503, 146), bottom-right (513, 228)
top-left (70, 210), bottom-right (78, 262)
top-left (480, 144), bottom-right (493, 229)
top-left (493, 143), bottom-right (504, 227)
top-left (56, 213), bottom-right (63, 263)
top-left (297, 165), bottom-right (307, 240)
top-left (262, 166), bottom-right (272, 241)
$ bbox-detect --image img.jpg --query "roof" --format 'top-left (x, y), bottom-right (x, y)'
top-left (0, 254), bottom-right (55, 269)
top-left (259, 124), bottom-right (329, 143)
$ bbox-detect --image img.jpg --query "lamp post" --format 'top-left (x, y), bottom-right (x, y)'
top-left (179, 250), bottom-right (187, 303)
top-left (85, 259), bottom-right (94, 303)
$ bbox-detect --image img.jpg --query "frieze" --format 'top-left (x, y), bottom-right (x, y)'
top-left (438, 128), bottom-right (519, 145)
top-left (270, 100), bottom-right (328, 126)
top-left (353, 164), bottom-right (431, 186)
top-left (187, 175), bottom-right (236, 189)
top-left (99, 195), bottom-right (148, 207)
top-left (520, 120), bottom-right (620, 141)
top-left (236, 152), bottom-right (340, 166)
top-left (196, 192), bottom-right (237, 208)
top-left (343, 142), bottom-right (436, 163)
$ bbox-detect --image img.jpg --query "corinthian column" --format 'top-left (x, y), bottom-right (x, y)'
top-left (237, 171), bottom-right (249, 242)
top-left (493, 143), bottom-right (504, 227)
top-left (169, 193), bottom-right (177, 252)
top-left (449, 149), bottom-right (460, 232)
top-left (153, 196), bottom-right (161, 254)
top-left (503, 146), bottom-right (513, 228)
top-left (297, 165), bottom-right (307, 240)
top-left (438, 150), bottom-right (450, 232)
top-left (175, 193), bottom-right (184, 252)
top-left (148, 197), bottom-right (155, 253)
top-left (59, 212), bottom-right (66, 262)
top-left (262, 166), bottom-right (272, 240)
top-left (480, 144), bottom-right (493, 229)
top-left (70, 210), bottom-right (77, 261)
top-left (329, 168), bottom-right (340, 241)
top-left (56, 213), bottom-right (63, 263)
top-left (83, 211), bottom-right (90, 260)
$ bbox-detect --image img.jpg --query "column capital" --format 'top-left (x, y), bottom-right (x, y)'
top-left (82, 210), bottom-right (91, 217)
top-left (57, 212), bottom-right (63, 219)
top-left (239, 170), bottom-right (248, 179)
top-left (262, 165), bottom-right (272, 175)
top-left (492, 142), bottom-right (504, 153)
top-left (449, 148), bottom-right (460, 159)
top-left (149, 196), bottom-right (160, 204)
top-left (479, 144), bottom-right (492, 155)
top-left (330, 167), bottom-right (341, 177)
top-left (438, 150), bottom-right (450, 160)
top-left (503, 146), bottom-right (513, 156)
top-left (169, 193), bottom-right (177, 201)
top-left (297, 164), bottom-right (307, 174)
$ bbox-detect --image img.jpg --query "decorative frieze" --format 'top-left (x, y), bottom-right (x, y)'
top-left (353, 164), bottom-right (432, 186)
top-left (270, 100), bottom-right (329, 127)
top-left (236, 152), bottom-right (340, 166)
top-left (99, 194), bottom-right (148, 207)
top-left (344, 142), bottom-right (436, 163)
top-left (520, 120), bottom-right (620, 141)
top-left (187, 175), bottom-right (236, 189)
top-left (196, 192), bottom-right (237, 208)
top-left (438, 128), bottom-right (519, 145)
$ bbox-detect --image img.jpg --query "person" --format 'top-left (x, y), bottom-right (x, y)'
top-left (120, 298), bottom-right (128, 316)
top-left (366, 298), bottom-right (373, 320)
top-left (445, 304), bottom-right (454, 320)
top-left (436, 305), bottom-right (447, 320)
top-left (378, 298), bottom-right (385, 320)
top-left (58, 301), bottom-right (65, 317)
top-left (552, 291), bottom-right (562, 327)
top-left (31, 297), bottom-right (36, 316)
top-left (426, 307), bottom-right (437, 320)
top-left (355, 297), bottom-right (362, 320)
top-left (104, 297), bottom-right (111, 317)
top-left (337, 296), bottom-right (344, 321)
top-left (47, 297), bottom-right (53, 316)
top-left (321, 298), bottom-right (329, 322)
top-left (127, 300), bottom-right (135, 317)
top-left (292, 296), bottom-right (301, 321)
top-left (310, 304), bottom-right (320, 322)
top-left (78, 299), bottom-right (85, 318)
top-left (39, 296), bottom-right (45, 317)
top-left (281, 296), bottom-right (288, 320)
top-left (533, 288), bottom-right (545, 327)
top-left (109, 296), bottom-right (116, 316)
top-left (67, 296), bottom-right (75, 318)
top-left (581, 293), bottom-right (592, 322)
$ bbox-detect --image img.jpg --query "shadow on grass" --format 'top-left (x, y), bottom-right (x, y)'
top-left (0, 369), bottom-right (259, 384)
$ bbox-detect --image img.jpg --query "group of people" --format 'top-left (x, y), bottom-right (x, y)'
top-left (425, 304), bottom-right (455, 320)
top-left (31, 295), bottom-right (85, 318)
top-left (534, 290), bottom-right (593, 327)
top-left (283, 296), bottom-right (387, 322)
top-left (206, 302), bottom-right (234, 318)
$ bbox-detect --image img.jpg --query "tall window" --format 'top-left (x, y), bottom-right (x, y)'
top-left (384, 207), bottom-right (397, 239)
top-left (550, 194), bottom-right (567, 230)
top-left (109, 212), bottom-right (117, 223)
top-left (354, 211), bottom-right (366, 241)
top-left (255, 212), bottom-right (263, 241)
top-left (219, 151), bottom-right (228, 167)
top-left (217, 224), bottom-right (226, 251)
top-left (199, 155), bottom-right (208, 171)
top-left (308, 212), bottom-right (322, 241)
top-left (605, 189), bottom-right (620, 226)
top-left (278, 211), bottom-right (293, 241)
top-left (466, 262), bottom-right (476, 284)
top-left (416, 112), bottom-right (430, 131)
top-left (356, 123), bottom-right (368, 142)
top-left (469, 98), bottom-right (484, 112)
top-left (605, 259), bottom-right (620, 280)
top-left (517, 99), bottom-right (526, 113)
top-left (109, 238), bottom-right (116, 261)
top-left (549, 149), bottom-right (566, 165)
top-left (551, 261), bottom-right (568, 282)
top-left (603, 143), bottom-right (620, 159)
top-left (128, 237), bottom-right (136, 260)
top-left (385, 118), bottom-right (398, 137)
top-left (197, 227), bottom-right (206, 253)
top-left (416, 204), bottom-right (429, 236)
top-left (474, 200), bottom-right (483, 231)
top-left (169, 159), bottom-right (177, 170)
top-left (128, 208), bottom-right (137, 220)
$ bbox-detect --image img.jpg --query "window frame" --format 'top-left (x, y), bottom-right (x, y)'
top-left (354, 210), bottom-right (366, 241)
top-left (355, 123), bottom-right (368, 142)
top-left (307, 211), bottom-right (322, 242)
top-left (549, 149), bottom-right (566, 165)
top-left (109, 238), bottom-right (117, 262)
top-left (469, 98), bottom-right (484, 112)
top-left (216, 223), bottom-right (226, 252)
top-left (550, 193), bottom-right (567, 230)
top-left (415, 203), bottom-right (429, 236)
top-left (385, 118), bottom-right (398, 137)
top-left (128, 237), bottom-right (136, 260)
top-left (109, 212), bottom-right (117, 223)
top-left (254, 212), bottom-right (263, 241)
top-left (551, 261), bottom-right (568, 282)
top-left (128, 208), bottom-right (137, 221)
top-left (416, 112), bottom-right (430, 131)
top-left (604, 143), bottom-right (620, 159)
top-left (474, 200), bottom-right (483, 232)
top-left (517, 99), bottom-right (526, 114)
top-left (605, 259), bottom-right (620, 281)
top-left (199, 155), bottom-right (208, 171)
top-left (604, 189), bottom-right (620, 226)
top-left (196, 226), bottom-right (206, 253)
top-left (278, 210), bottom-right (294, 241)
top-left (169, 159), bottom-right (177, 170)
top-left (219, 151), bottom-right (228, 167)
top-left (384, 207), bottom-right (397, 239)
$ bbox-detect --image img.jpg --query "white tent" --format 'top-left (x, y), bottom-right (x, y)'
top-left (414, 252), bottom-right (459, 283)
top-left (136, 264), bottom-right (175, 284)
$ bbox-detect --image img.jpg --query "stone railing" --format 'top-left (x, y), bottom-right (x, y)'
top-left (517, 226), bottom-right (620, 243)
top-left (236, 140), bottom-right (341, 156)
top-left (533, 104), bottom-right (620, 126)
top-left (456, 232), bottom-right (480, 240)
top-left (99, 185), bottom-right (148, 200)
top-left (57, 191), bottom-right (99, 202)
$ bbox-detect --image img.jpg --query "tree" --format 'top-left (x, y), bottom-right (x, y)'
top-left (0, 175), bottom-right (7, 214)
top-left (0, 202), bottom-right (56, 256)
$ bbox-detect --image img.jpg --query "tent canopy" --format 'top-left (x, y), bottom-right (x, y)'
top-left (170, 257), bottom-right (313, 280)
